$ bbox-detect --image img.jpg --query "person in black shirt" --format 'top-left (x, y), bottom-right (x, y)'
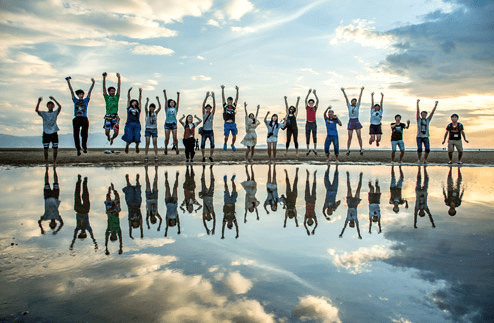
top-left (442, 114), bottom-right (469, 164)
top-left (390, 114), bottom-right (410, 163)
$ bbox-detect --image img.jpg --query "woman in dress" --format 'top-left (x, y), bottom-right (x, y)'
top-left (240, 102), bottom-right (260, 162)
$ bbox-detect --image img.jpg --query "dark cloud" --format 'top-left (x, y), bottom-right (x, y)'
top-left (381, 1), bottom-right (494, 98)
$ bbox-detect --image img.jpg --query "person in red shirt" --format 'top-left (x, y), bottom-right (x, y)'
top-left (305, 89), bottom-right (319, 156)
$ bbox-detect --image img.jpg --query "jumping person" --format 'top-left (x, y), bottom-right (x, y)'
top-left (323, 107), bottom-right (342, 162)
top-left (144, 95), bottom-right (162, 163)
top-left (241, 164), bottom-right (260, 223)
top-left (323, 165), bottom-right (340, 221)
top-left (282, 168), bottom-right (299, 228)
top-left (222, 174), bottom-right (239, 239)
top-left (368, 179), bottom-right (382, 234)
top-left (35, 96), bottom-right (62, 165)
top-left (369, 92), bottom-right (384, 147)
top-left (102, 72), bottom-right (121, 145)
top-left (341, 86), bottom-right (364, 156)
top-left (122, 87), bottom-right (142, 154)
top-left (201, 91), bottom-right (216, 163)
top-left (264, 112), bottom-right (284, 163)
top-left (304, 169), bottom-right (318, 236)
top-left (123, 173), bottom-right (143, 240)
top-left (163, 89), bottom-right (180, 155)
top-left (339, 171), bottom-right (363, 239)
top-left (104, 183), bottom-right (122, 255)
top-left (145, 165), bottom-right (162, 231)
top-left (221, 85), bottom-right (239, 151)
top-left (240, 103), bottom-right (260, 162)
top-left (164, 171), bottom-right (180, 237)
top-left (416, 99), bottom-right (438, 163)
top-left (391, 115), bottom-right (410, 163)
top-left (179, 114), bottom-right (202, 163)
top-left (284, 96), bottom-right (300, 155)
top-left (305, 89), bottom-right (319, 156)
top-left (442, 114), bottom-right (469, 164)
top-left (70, 175), bottom-right (97, 250)
top-left (65, 76), bottom-right (95, 155)
top-left (38, 166), bottom-right (63, 234)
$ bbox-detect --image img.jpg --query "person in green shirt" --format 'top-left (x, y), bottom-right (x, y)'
top-left (102, 72), bottom-right (121, 145)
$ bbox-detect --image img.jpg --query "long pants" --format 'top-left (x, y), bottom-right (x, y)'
top-left (73, 117), bottom-right (89, 151)
top-left (324, 135), bottom-right (339, 156)
top-left (74, 178), bottom-right (90, 214)
top-left (183, 138), bottom-right (196, 160)
top-left (286, 127), bottom-right (299, 149)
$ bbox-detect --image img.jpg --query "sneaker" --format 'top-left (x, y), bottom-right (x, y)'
top-left (223, 144), bottom-right (227, 151)
top-left (313, 150), bottom-right (318, 156)
top-left (164, 147), bottom-right (168, 155)
top-left (77, 150), bottom-right (81, 156)
top-left (458, 161), bottom-right (463, 165)
top-left (231, 175), bottom-right (236, 180)
top-left (202, 157), bottom-right (206, 163)
top-left (144, 157), bottom-right (148, 163)
top-left (360, 150), bottom-right (364, 156)
top-left (223, 175), bottom-right (227, 182)
top-left (83, 149), bottom-right (87, 154)
top-left (306, 150), bottom-right (311, 156)
top-left (232, 145), bottom-right (237, 152)
top-left (346, 151), bottom-right (350, 156)
top-left (448, 161), bottom-right (452, 164)
top-left (209, 157), bottom-right (214, 162)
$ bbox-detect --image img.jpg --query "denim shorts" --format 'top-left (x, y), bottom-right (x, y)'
top-left (164, 122), bottom-right (177, 130)
top-left (224, 122), bottom-right (238, 136)
top-left (145, 128), bottom-right (158, 138)
top-left (392, 140), bottom-right (405, 152)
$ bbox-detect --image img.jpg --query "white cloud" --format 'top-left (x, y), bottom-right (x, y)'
top-left (231, 259), bottom-right (256, 266)
top-left (191, 75), bottom-right (212, 81)
top-left (224, 0), bottom-right (255, 20)
top-left (224, 272), bottom-right (253, 294)
top-left (300, 68), bottom-right (320, 75)
top-left (207, 19), bottom-right (220, 27)
top-left (328, 244), bottom-right (398, 274)
top-left (131, 45), bottom-right (175, 56)
top-left (293, 295), bottom-right (341, 323)
top-left (196, 55), bottom-right (206, 60)
top-left (330, 19), bottom-right (395, 48)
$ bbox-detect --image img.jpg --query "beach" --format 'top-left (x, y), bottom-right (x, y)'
top-left (0, 148), bottom-right (492, 166)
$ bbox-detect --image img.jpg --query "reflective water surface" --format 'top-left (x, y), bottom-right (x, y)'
top-left (1, 164), bottom-right (493, 323)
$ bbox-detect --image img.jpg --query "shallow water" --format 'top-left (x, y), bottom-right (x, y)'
top-left (0, 164), bottom-right (493, 323)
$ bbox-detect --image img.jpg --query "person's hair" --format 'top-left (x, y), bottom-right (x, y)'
top-left (269, 114), bottom-right (278, 128)
top-left (108, 86), bottom-right (116, 92)
top-left (129, 99), bottom-right (139, 108)
top-left (421, 110), bottom-right (428, 115)
top-left (168, 99), bottom-right (176, 108)
top-left (289, 106), bottom-right (296, 113)
top-left (185, 114), bottom-right (193, 127)
top-left (374, 104), bottom-right (381, 109)
top-left (448, 208), bottom-right (457, 216)
top-left (227, 97), bottom-right (233, 101)
top-left (205, 104), bottom-right (212, 109)
top-left (451, 113), bottom-right (459, 118)
top-left (395, 114), bottom-right (401, 119)
top-left (149, 103), bottom-right (156, 109)
top-left (351, 98), bottom-right (357, 102)
top-left (46, 101), bottom-right (55, 107)
top-left (75, 89), bottom-right (84, 96)
top-left (110, 233), bottom-right (118, 241)
top-left (349, 220), bottom-right (355, 228)
top-left (308, 99), bottom-right (315, 104)
top-left (249, 113), bottom-right (255, 124)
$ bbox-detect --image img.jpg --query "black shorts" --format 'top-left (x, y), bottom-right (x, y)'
top-left (42, 132), bottom-right (59, 148)
top-left (44, 184), bottom-right (60, 199)
top-left (369, 124), bottom-right (382, 135)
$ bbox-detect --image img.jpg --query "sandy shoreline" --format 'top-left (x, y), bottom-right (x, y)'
top-left (0, 148), bottom-right (492, 167)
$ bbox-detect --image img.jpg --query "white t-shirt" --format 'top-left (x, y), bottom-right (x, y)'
top-left (38, 110), bottom-right (60, 134)
top-left (370, 109), bottom-right (383, 125)
top-left (347, 103), bottom-right (360, 119)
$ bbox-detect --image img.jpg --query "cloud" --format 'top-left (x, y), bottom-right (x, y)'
top-left (231, 259), bottom-right (256, 266)
top-left (328, 244), bottom-right (398, 274)
top-left (207, 19), bottom-right (220, 27)
top-left (330, 19), bottom-right (395, 49)
top-left (131, 45), bottom-right (175, 56)
top-left (196, 55), bottom-right (206, 60)
top-left (223, 271), bottom-right (253, 294)
top-left (380, 0), bottom-right (494, 97)
top-left (293, 295), bottom-right (341, 323)
top-left (300, 68), bottom-right (320, 75)
top-left (224, 0), bottom-right (255, 20)
top-left (191, 75), bottom-right (212, 81)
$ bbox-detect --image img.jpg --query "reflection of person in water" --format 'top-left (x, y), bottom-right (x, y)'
top-left (242, 164), bottom-right (260, 223)
top-left (304, 169), bottom-right (318, 235)
top-left (145, 165), bottom-right (162, 231)
top-left (414, 166), bottom-right (435, 229)
top-left (123, 173), bottom-right (143, 239)
top-left (368, 179), bottom-right (382, 234)
top-left (323, 165), bottom-right (340, 221)
top-left (264, 164), bottom-right (281, 214)
top-left (105, 183), bottom-right (122, 255)
top-left (339, 172), bottom-right (362, 239)
top-left (222, 175), bottom-right (239, 239)
top-left (443, 167), bottom-right (464, 216)
top-left (389, 165), bottom-right (408, 213)
top-left (70, 175), bottom-right (97, 250)
top-left (200, 165), bottom-right (216, 235)
top-left (180, 165), bottom-right (201, 214)
top-left (39, 166), bottom-right (63, 235)
top-left (165, 171), bottom-right (180, 237)
top-left (282, 167), bottom-right (299, 228)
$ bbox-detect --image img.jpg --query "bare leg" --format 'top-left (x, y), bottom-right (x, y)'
top-left (251, 145), bottom-right (256, 161)
top-left (399, 150), bottom-right (405, 163)
top-left (53, 148), bottom-right (58, 165)
top-left (391, 151), bottom-right (396, 162)
top-left (172, 129), bottom-right (178, 154)
top-left (356, 129), bottom-right (363, 150)
top-left (347, 130), bottom-right (353, 153)
top-left (267, 143), bottom-right (272, 161)
top-left (153, 137), bottom-right (158, 157)
top-left (164, 129), bottom-right (170, 154)
top-left (369, 134), bottom-right (375, 145)
top-left (273, 144), bottom-right (277, 162)
top-left (44, 148), bottom-right (49, 165)
top-left (376, 134), bottom-right (381, 146)
top-left (145, 136), bottom-right (151, 156)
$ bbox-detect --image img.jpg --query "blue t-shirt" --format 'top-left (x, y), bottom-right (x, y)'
top-left (126, 107), bottom-right (140, 124)
top-left (325, 117), bottom-right (339, 136)
top-left (265, 120), bottom-right (282, 137)
top-left (73, 97), bottom-right (90, 117)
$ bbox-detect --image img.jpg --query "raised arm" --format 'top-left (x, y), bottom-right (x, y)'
top-left (49, 96), bottom-right (62, 115)
top-left (194, 114), bottom-right (202, 126)
top-left (416, 99), bottom-right (420, 119)
top-left (256, 104), bottom-right (260, 118)
top-left (341, 88), bottom-right (349, 105)
top-left (138, 88), bottom-right (142, 111)
top-left (234, 85), bottom-right (239, 106)
top-left (371, 92), bottom-right (375, 109)
top-left (284, 96), bottom-right (288, 114)
top-left (127, 87), bottom-right (132, 107)
top-left (102, 72), bottom-right (107, 95)
top-left (243, 101), bottom-right (248, 115)
top-left (324, 107), bottom-right (329, 119)
top-left (116, 73), bottom-right (121, 96)
top-left (155, 96), bottom-right (162, 114)
top-left (163, 89), bottom-right (168, 108)
top-left (295, 96), bottom-right (300, 117)
top-left (145, 97), bottom-right (149, 115)
top-left (178, 114), bottom-right (185, 127)
top-left (35, 97), bottom-right (42, 114)
top-left (313, 89), bottom-right (319, 107)
top-left (305, 89), bottom-right (312, 107)
top-left (66, 77), bottom-right (75, 98)
top-left (264, 111), bottom-right (270, 123)
top-left (212, 92), bottom-right (216, 114)
top-left (176, 92), bottom-right (180, 110)
top-left (429, 101), bottom-right (438, 119)
top-left (87, 78), bottom-right (96, 99)
top-left (221, 85), bottom-right (226, 106)
top-left (380, 92), bottom-right (384, 111)
top-left (202, 91), bottom-right (209, 113)
top-left (358, 86), bottom-right (364, 104)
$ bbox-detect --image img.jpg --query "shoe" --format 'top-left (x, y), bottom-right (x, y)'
top-left (154, 157), bottom-right (158, 163)
top-left (176, 149), bottom-right (179, 155)
top-left (144, 157), bottom-right (148, 163)
top-left (360, 150), bottom-right (364, 156)
top-left (209, 157), bottom-right (214, 162)
top-left (448, 161), bottom-right (452, 164)
top-left (313, 150), bottom-right (318, 156)
top-left (458, 161), bottom-right (463, 165)
top-left (136, 147), bottom-right (140, 154)
top-left (223, 144), bottom-right (227, 151)
top-left (346, 151), bottom-right (350, 156)
top-left (83, 149), bottom-right (87, 154)
top-left (231, 175), bottom-right (236, 180)
top-left (306, 150), bottom-right (311, 156)
top-left (223, 175), bottom-right (227, 181)
top-left (232, 145), bottom-right (236, 152)
top-left (164, 147), bottom-right (168, 155)
top-left (202, 157), bottom-right (206, 163)
top-left (77, 150), bottom-right (81, 156)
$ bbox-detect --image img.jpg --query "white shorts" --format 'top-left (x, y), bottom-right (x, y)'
top-left (267, 136), bottom-right (278, 143)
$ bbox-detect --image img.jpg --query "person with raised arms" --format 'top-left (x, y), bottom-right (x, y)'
top-left (144, 95), bottom-right (162, 163)
top-left (284, 95), bottom-right (300, 156)
top-left (102, 72), bottom-right (121, 145)
top-left (221, 85), bottom-right (239, 152)
top-left (341, 86), bottom-right (364, 156)
top-left (323, 107), bottom-right (342, 162)
top-left (369, 92), bottom-right (384, 147)
top-left (163, 89), bottom-right (180, 155)
top-left (416, 99), bottom-right (438, 163)
top-left (121, 87), bottom-right (142, 154)
top-left (200, 91), bottom-right (216, 163)
top-left (240, 103), bottom-right (260, 162)
top-left (35, 96), bottom-right (62, 165)
top-left (305, 89), bottom-right (319, 156)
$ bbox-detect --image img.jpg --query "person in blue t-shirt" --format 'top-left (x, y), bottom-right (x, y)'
top-left (323, 107), bottom-right (342, 162)
top-left (66, 76), bottom-right (95, 156)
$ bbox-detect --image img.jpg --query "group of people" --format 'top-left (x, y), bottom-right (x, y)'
top-left (39, 164), bottom-right (465, 253)
top-left (36, 76), bottom-right (469, 164)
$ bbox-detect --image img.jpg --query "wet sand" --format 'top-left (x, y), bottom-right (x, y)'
top-left (0, 148), bottom-right (492, 166)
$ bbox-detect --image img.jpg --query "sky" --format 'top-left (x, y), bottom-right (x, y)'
top-left (0, 0), bottom-right (493, 149)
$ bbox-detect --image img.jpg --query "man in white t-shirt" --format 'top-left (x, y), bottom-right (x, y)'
top-left (36, 96), bottom-right (62, 164)
top-left (416, 99), bottom-right (438, 163)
